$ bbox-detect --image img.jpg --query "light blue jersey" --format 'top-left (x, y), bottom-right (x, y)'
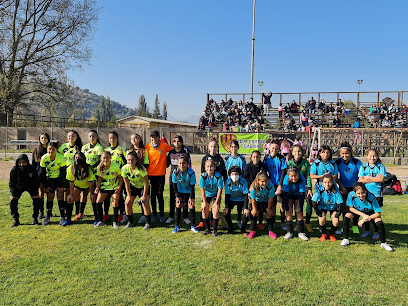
top-left (172, 167), bottom-right (196, 194)
top-left (336, 157), bottom-right (362, 188)
top-left (250, 181), bottom-right (275, 203)
top-left (225, 154), bottom-right (247, 173)
top-left (199, 171), bottom-right (224, 197)
top-left (282, 174), bottom-right (306, 195)
top-left (310, 159), bottom-right (338, 188)
top-left (264, 154), bottom-right (287, 185)
top-left (312, 186), bottom-right (343, 211)
top-left (346, 191), bottom-right (381, 213)
top-left (225, 177), bottom-right (249, 202)
top-left (358, 162), bottom-right (386, 197)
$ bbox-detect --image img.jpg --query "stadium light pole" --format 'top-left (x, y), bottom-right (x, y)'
top-left (250, 0), bottom-right (256, 103)
top-left (357, 79), bottom-right (363, 92)
top-left (258, 81), bottom-right (263, 103)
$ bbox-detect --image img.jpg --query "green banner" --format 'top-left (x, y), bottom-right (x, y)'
top-left (219, 133), bottom-right (269, 154)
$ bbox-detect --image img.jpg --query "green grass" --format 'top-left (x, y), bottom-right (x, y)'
top-left (0, 182), bottom-right (407, 305)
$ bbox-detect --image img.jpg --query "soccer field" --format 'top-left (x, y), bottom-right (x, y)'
top-left (1, 182), bottom-right (407, 305)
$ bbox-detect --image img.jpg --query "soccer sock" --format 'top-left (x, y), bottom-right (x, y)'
top-left (104, 198), bottom-right (110, 215)
top-left (352, 217), bottom-right (358, 227)
top-left (286, 221), bottom-right (293, 233)
top-left (113, 207), bottom-right (119, 223)
top-left (119, 198), bottom-right (125, 215)
top-left (266, 217), bottom-right (273, 232)
top-left (66, 203), bottom-right (73, 220)
top-left (91, 202), bottom-right (97, 219)
top-left (58, 200), bottom-right (65, 218)
top-left (271, 216), bottom-right (276, 229)
top-left (250, 215), bottom-right (257, 232)
top-left (146, 214), bottom-right (151, 225)
top-left (241, 215), bottom-right (248, 233)
top-left (376, 221), bottom-right (386, 243)
top-left (204, 218), bottom-right (211, 231)
top-left (183, 207), bottom-right (188, 219)
top-left (32, 198), bottom-right (41, 219)
top-left (364, 222), bottom-right (370, 232)
top-left (46, 201), bottom-right (53, 218)
top-left (74, 201), bottom-right (80, 216)
top-left (305, 212), bottom-right (311, 224)
top-left (175, 207), bottom-right (182, 227)
top-left (343, 217), bottom-right (350, 239)
top-left (373, 222), bottom-right (379, 233)
top-left (96, 202), bottom-right (103, 221)
top-left (80, 202), bottom-right (86, 214)
top-left (189, 208), bottom-right (196, 225)
top-left (298, 220), bottom-right (305, 233)
top-left (128, 214), bottom-right (134, 225)
top-left (39, 198), bottom-right (45, 214)
top-left (225, 211), bottom-right (233, 229)
top-left (213, 218), bottom-right (219, 233)
top-left (280, 215), bottom-right (285, 224)
top-left (320, 224), bottom-right (327, 234)
top-left (330, 225), bottom-right (336, 235)
top-left (258, 210), bottom-right (263, 224)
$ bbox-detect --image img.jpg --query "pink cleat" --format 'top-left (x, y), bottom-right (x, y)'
top-left (248, 231), bottom-right (256, 239)
top-left (269, 231), bottom-right (277, 239)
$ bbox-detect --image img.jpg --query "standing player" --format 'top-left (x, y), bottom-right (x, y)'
top-left (224, 140), bottom-right (247, 173)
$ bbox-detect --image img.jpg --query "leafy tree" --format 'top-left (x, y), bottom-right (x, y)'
top-left (0, 0), bottom-right (100, 125)
top-left (162, 101), bottom-right (167, 120)
top-left (137, 94), bottom-right (147, 117)
top-left (106, 96), bottom-right (113, 121)
top-left (100, 96), bottom-right (106, 121)
top-left (153, 94), bottom-right (161, 119)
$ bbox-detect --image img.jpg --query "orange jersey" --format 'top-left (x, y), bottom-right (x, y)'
top-left (146, 142), bottom-right (173, 176)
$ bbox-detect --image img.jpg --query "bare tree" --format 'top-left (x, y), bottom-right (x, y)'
top-left (0, 0), bottom-right (99, 125)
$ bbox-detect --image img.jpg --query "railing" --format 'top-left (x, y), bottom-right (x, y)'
top-left (207, 91), bottom-right (408, 108)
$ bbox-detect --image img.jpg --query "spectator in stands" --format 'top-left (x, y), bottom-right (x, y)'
top-left (290, 100), bottom-right (299, 113)
top-left (262, 91), bottom-right (272, 115)
top-left (309, 97), bottom-right (316, 114)
top-left (284, 103), bottom-right (291, 115)
top-left (333, 115), bottom-right (341, 128)
top-left (278, 103), bottom-right (283, 119)
top-left (395, 114), bottom-right (406, 127)
top-left (382, 116), bottom-right (391, 127)
top-left (353, 118), bottom-right (362, 144)
top-left (380, 103), bottom-right (388, 113)
top-left (300, 110), bottom-right (308, 128)
top-left (318, 99), bottom-right (326, 113)
top-left (369, 103), bottom-right (379, 114)
top-left (388, 103), bottom-right (398, 114)
top-left (327, 102), bottom-right (335, 114)
top-left (379, 110), bottom-right (386, 122)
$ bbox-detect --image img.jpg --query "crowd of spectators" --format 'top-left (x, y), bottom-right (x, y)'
top-left (198, 98), bottom-right (265, 132)
top-left (367, 102), bottom-right (407, 128)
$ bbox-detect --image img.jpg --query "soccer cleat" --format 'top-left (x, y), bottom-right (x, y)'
top-left (59, 217), bottom-right (66, 225)
top-left (184, 218), bottom-right (191, 225)
top-left (143, 223), bottom-right (151, 230)
top-left (281, 223), bottom-right (287, 231)
top-left (112, 222), bottom-right (119, 229)
top-left (340, 238), bottom-right (350, 246)
top-left (335, 228), bottom-right (342, 235)
top-left (165, 217), bottom-right (174, 224)
top-left (73, 213), bottom-right (84, 221)
top-left (372, 232), bottom-right (380, 240)
top-left (352, 226), bottom-right (360, 234)
top-left (103, 214), bottom-right (109, 222)
top-left (196, 222), bottom-right (205, 229)
top-left (38, 213), bottom-right (45, 219)
top-left (138, 215), bottom-right (146, 224)
top-left (298, 233), bottom-right (309, 241)
top-left (160, 215), bottom-right (165, 223)
top-left (380, 243), bottom-right (393, 252)
top-left (329, 234), bottom-right (337, 242)
top-left (284, 232), bottom-right (293, 240)
top-left (152, 214), bottom-right (158, 223)
top-left (62, 219), bottom-right (72, 226)
top-left (319, 234), bottom-right (328, 241)
top-left (42, 217), bottom-right (51, 225)
top-left (191, 226), bottom-right (199, 233)
top-left (227, 228), bottom-right (235, 235)
top-left (361, 231), bottom-right (370, 238)
top-left (117, 215), bottom-right (123, 223)
top-left (248, 231), bottom-right (256, 239)
top-left (10, 219), bottom-right (20, 228)
top-left (93, 219), bottom-right (99, 226)
top-left (268, 231), bottom-right (277, 240)
top-left (123, 222), bottom-right (133, 229)
top-left (237, 221), bottom-right (242, 229)
top-left (172, 226), bottom-right (180, 234)
top-left (94, 221), bottom-right (105, 228)
top-left (258, 224), bottom-right (264, 231)
top-left (304, 223), bottom-right (313, 232)
top-left (120, 215), bottom-right (128, 224)
top-left (213, 231), bottom-right (219, 237)
top-left (202, 229), bottom-right (211, 236)
top-left (32, 219), bottom-right (40, 225)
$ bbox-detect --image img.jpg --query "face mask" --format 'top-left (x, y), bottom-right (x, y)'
top-left (18, 165), bottom-right (27, 171)
top-left (74, 159), bottom-right (84, 166)
top-left (230, 174), bottom-right (240, 182)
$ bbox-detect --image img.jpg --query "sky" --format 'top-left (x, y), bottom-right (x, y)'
top-left (69, 0), bottom-right (408, 122)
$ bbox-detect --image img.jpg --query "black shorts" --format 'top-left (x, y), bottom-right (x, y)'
top-left (255, 201), bottom-right (268, 212)
top-left (75, 186), bottom-right (89, 192)
top-left (272, 184), bottom-right (282, 203)
top-left (99, 189), bottom-right (115, 195)
top-left (351, 210), bottom-right (376, 223)
top-left (177, 193), bottom-right (191, 209)
top-left (12, 187), bottom-right (38, 199)
top-left (203, 196), bottom-right (217, 205)
top-left (125, 185), bottom-right (150, 197)
top-left (320, 209), bottom-right (338, 217)
top-left (46, 178), bottom-right (64, 193)
top-left (227, 200), bottom-right (244, 210)
top-left (282, 192), bottom-right (304, 212)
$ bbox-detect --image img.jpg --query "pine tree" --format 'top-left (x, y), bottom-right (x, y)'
top-left (100, 96), bottom-right (106, 121)
top-left (137, 95), bottom-right (147, 117)
top-left (162, 101), bottom-right (167, 120)
top-left (153, 94), bottom-right (161, 119)
top-left (106, 96), bottom-right (113, 121)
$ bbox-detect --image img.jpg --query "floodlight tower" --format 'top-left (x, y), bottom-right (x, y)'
top-left (357, 79), bottom-right (363, 92)
top-left (250, 0), bottom-right (256, 103)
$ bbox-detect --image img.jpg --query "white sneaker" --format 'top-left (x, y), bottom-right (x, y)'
top-left (138, 215), bottom-right (146, 224)
top-left (112, 222), bottom-right (119, 229)
top-left (284, 232), bottom-right (293, 240)
top-left (42, 217), bottom-right (51, 225)
top-left (372, 232), bottom-right (380, 240)
top-left (298, 233), bottom-right (309, 241)
top-left (120, 215), bottom-right (128, 224)
top-left (94, 221), bottom-right (105, 228)
top-left (184, 218), bottom-right (191, 225)
top-left (381, 243), bottom-right (393, 251)
top-left (237, 221), bottom-right (242, 229)
top-left (143, 223), bottom-right (151, 230)
top-left (165, 217), bottom-right (174, 224)
top-left (361, 231), bottom-right (370, 238)
top-left (340, 238), bottom-right (350, 246)
top-left (191, 226), bottom-right (199, 233)
top-left (281, 223), bottom-right (287, 231)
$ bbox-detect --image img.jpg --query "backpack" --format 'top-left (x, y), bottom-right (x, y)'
top-left (392, 180), bottom-right (402, 194)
